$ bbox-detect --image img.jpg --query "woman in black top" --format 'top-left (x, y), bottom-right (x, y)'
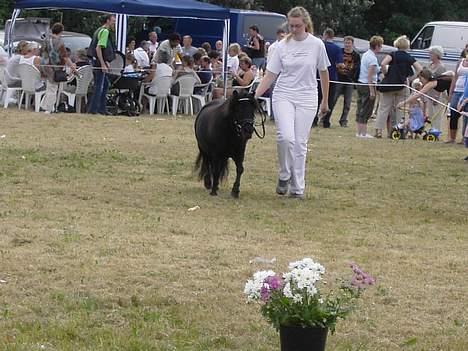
top-left (374, 35), bottom-right (422, 138)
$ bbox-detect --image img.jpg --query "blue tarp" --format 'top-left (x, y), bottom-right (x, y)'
top-left (14, 0), bottom-right (230, 20)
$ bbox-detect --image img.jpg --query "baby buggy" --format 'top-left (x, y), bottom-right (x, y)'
top-left (106, 71), bottom-right (146, 116)
top-left (391, 106), bottom-right (442, 142)
top-left (106, 53), bottom-right (147, 116)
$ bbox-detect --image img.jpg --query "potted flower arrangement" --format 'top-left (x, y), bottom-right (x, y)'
top-left (244, 258), bottom-right (375, 351)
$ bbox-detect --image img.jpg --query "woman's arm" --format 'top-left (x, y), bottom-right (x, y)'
top-left (319, 69), bottom-right (330, 114)
top-left (254, 70), bottom-right (277, 98)
top-left (367, 65), bottom-right (377, 99)
top-left (380, 55), bottom-right (392, 75)
top-left (399, 81), bottom-right (437, 106)
top-left (412, 61), bottom-right (423, 75)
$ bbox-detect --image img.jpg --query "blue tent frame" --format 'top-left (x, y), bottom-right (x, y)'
top-left (10, 0), bottom-right (230, 94)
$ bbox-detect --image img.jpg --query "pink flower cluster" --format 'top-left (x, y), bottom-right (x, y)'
top-left (260, 275), bottom-right (283, 301)
top-left (350, 263), bottom-right (375, 289)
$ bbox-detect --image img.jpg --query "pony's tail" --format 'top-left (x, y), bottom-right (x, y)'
top-left (194, 152), bottom-right (229, 182)
top-left (194, 151), bottom-right (210, 181)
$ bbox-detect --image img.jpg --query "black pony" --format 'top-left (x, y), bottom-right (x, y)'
top-left (194, 90), bottom-right (263, 198)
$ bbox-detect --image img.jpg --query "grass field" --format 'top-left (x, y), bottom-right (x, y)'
top-left (0, 106), bottom-right (467, 351)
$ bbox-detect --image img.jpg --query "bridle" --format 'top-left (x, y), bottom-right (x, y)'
top-left (233, 97), bottom-right (267, 139)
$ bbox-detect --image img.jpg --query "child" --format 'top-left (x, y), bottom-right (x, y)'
top-left (124, 53), bottom-right (136, 73)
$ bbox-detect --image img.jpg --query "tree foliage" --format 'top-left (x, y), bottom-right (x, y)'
top-left (1, 0), bottom-right (468, 43)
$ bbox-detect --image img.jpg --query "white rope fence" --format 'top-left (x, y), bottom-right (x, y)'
top-left (27, 63), bottom-right (467, 116)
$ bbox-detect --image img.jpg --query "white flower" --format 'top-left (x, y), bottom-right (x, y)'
top-left (244, 270), bottom-right (276, 301)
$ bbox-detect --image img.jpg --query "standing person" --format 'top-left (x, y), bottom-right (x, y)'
top-left (315, 28), bottom-right (343, 128)
top-left (181, 35), bottom-right (198, 57)
top-left (374, 35), bottom-right (422, 138)
top-left (153, 33), bottom-right (181, 66)
top-left (87, 14), bottom-right (116, 115)
top-left (148, 31), bottom-right (159, 58)
top-left (330, 35), bottom-right (361, 127)
top-left (447, 49), bottom-right (468, 144)
top-left (355, 36), bottom-right (383, 137)
top-left (254, 6), bottom-right (330, 199)
top-left (246, 25), bottom-right (265, 71)
top-left (424, 45), bottom-right (447, 129)
top-left (40, 23), bottom-right (76, 114)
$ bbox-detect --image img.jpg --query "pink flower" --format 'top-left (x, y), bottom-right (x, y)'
top-left (260, 275), bottom-right (283, 301)
top-left (349, 263), bottom-right (375, 289)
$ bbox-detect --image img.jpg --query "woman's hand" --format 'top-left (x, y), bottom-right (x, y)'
top-left (319, 101), bottom-right (329, 116)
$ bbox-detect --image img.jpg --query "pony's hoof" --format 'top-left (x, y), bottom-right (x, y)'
top-left (231, 191), bottom-right (240, 199)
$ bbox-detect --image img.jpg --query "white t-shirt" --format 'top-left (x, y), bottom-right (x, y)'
top-left (267, 40), bottom-right (281, 61)
top-left (148, 41), bottom-right (159, 54)
top-left (267, 34), bottom-right (330, 101)
top-left (133, 47), bottom-right (150, 68)
top-left (358, 49), bottom-right (378, 84)
top-left (227, 55), bottom-right (239, 74)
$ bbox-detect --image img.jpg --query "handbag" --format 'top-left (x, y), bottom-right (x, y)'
top-left (377, 52), bottom-right (405, 93)
top-left (53, 69), bottom-right (68, 82)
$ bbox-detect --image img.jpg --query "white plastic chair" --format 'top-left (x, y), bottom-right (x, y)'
top-left (170, 75), bottom-right (197, 116)
top-left (0, 67), bottom-right (22, 109)
top-left (61, 65), bottom-right (93, 113)
top-left (192, 78), bottom-right (213, 113)
top-left (17, 64), bottom-right (46, 112)
top-left (142, 76), bottom-right (172, 115)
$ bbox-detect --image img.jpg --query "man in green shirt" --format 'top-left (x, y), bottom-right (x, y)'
top-left (88, 14), bottom-right (116, 115)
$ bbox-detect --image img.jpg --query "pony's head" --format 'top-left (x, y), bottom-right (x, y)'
top-left (228, 90), bottom-right (257, 140)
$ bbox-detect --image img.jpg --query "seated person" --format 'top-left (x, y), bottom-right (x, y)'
top-left (172, 55), bottom-right (201, 95)
top-left (197, 56), bottom-right (213, 84)
top-left (133, 40), bottom-right (150, 69)
top-left (212, 56), bottom-right (254, 99)
top-left (194, 56), bottom-right (213, 95)
top-left (19, 42), bottom-right (41, 70)
top-left (193, 52), bottom-right (202, 70)
top-left (208, 50), bottom-right (222, 79)
top-left (18, 42), bottom-right (44, 91)
top-left (73, 49), bottom-right (91, 67)
top-left (5, 40), bottom-right (29, 87)
top-left (124, 53), bottom-right (137, 73)
top-left (145, 51), bottom-right (174, 96)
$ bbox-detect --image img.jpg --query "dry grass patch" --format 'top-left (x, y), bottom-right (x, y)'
top-left (0, 107), bottom-right (467, 351)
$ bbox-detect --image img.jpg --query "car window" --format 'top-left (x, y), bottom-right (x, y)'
top-left (62, 36), bottom-right (92, 53)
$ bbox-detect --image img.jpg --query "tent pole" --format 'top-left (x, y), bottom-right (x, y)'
top-left (222, 18), bottom-right (230, 98)
top-left (7, 9), bottom-right (21, 57)
top-left (115, 14), bottom-right (128, 53)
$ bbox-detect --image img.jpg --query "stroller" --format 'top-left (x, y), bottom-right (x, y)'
top-left (391, 105), bottom-right (442, 142)
top-left (106, 52), bottom-right (147, 116)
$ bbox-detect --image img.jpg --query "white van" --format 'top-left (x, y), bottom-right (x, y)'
top-left (410, 21), bottom-right (468, 71)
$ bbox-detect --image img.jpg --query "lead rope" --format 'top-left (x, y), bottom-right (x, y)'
top-left (253, 99), bottom-right (266, 139)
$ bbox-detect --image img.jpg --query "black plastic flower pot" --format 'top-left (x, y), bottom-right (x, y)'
top-left (279, 325), bottom-right (328, 351)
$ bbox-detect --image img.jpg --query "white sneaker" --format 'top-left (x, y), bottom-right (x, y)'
top-left (356, 133), bottom-right (363, 138)
top-left (363, 134), bottom-right (374, 138)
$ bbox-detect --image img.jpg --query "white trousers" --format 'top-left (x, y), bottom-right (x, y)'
top-left (40, 80), bottom-right (59, 112)
top-left (273, 98), bottom-right (318, 195)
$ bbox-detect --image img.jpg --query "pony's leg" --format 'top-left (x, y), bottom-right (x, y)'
top-left (210, 159), bottom-right (221, 196)
top-left (231, 156), bottom-right (244, 198)
top-left (203, 161), bottom-right (212, 190)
